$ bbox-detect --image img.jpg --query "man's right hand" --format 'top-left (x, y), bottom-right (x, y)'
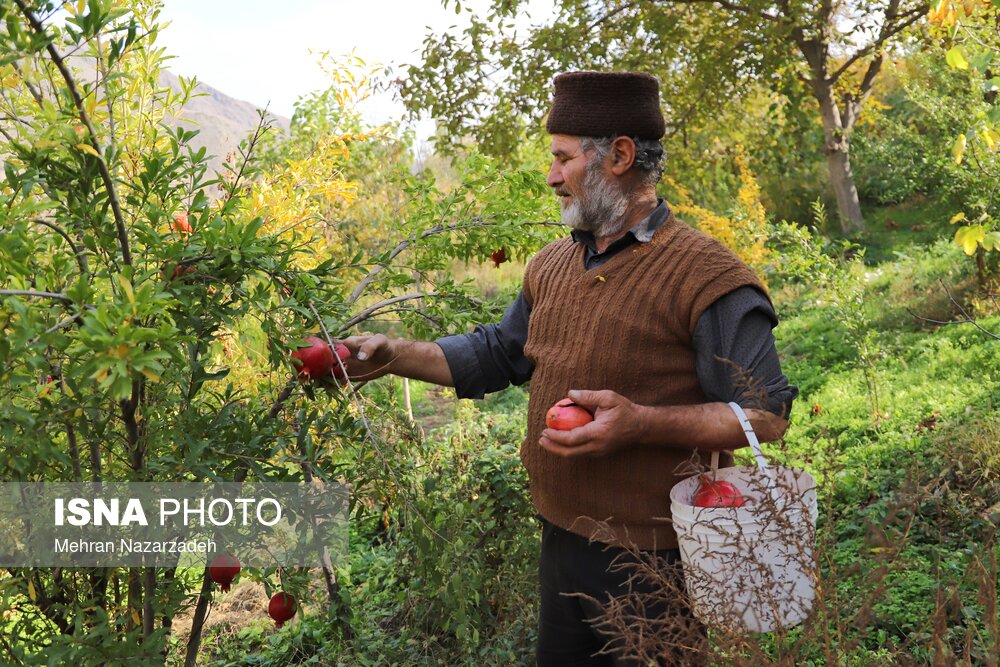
top-left (340, 336), bottom-right (454, 387)
top-left (341, 334), bottom-right (397, 382)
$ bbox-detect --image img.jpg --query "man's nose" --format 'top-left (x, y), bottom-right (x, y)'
top-left (546, 162), bottom-right (562, 189)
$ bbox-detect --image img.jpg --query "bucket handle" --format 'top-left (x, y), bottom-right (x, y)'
top-left (714, 402), bottom-right (777, 485)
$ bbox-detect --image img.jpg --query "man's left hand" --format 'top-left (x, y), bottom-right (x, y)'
top-left (539, 389), bottom-right (645, 458)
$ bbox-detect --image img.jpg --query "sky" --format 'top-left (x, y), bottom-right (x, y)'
top-left (155, 0), bottom-right (557, 141)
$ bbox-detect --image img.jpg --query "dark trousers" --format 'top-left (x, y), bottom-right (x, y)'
top-left (536, 518), bottom-right (707, 667)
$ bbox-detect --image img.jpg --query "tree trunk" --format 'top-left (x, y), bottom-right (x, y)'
top-left (812, 77), bottom-right (865, 232)
top-left (826, 146), bottom-right (864, 233)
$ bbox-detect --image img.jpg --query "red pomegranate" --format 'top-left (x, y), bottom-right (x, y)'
top-left (291, 336), bottom-right (335, 379)
top-left (268, 592), bottom-right (297, 628)
top-left (490, 248), bottom-right (508, 268)
top-left (545, 398), bottom-right (594, 432)
top-left (208, 553), bottom-right (241, 592)
top-left (172, 211), bottom-right (192, 235)
top-left (330, 343), bottom-right (351, 380)
top-left (163, 261), bottom-right (195, 281)
top-left (692, 475), bottom-right (746, 508)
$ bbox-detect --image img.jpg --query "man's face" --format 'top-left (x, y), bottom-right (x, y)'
top-left (547, 134), bottom-right (629, 238)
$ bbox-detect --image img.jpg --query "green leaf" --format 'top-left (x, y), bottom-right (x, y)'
top-left (946, 47), bottom-right (969, 71)
top-left (970, 52), bottom-right (994, 73)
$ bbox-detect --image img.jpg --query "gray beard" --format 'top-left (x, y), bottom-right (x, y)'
top-left (561, 162), bottom-right (631, 239)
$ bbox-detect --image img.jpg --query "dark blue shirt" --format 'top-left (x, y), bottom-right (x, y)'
top-left (435, 201), bottom-right (797, 417)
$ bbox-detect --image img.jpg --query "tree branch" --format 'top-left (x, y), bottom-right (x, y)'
top-left (906, 281), bottom-right (1000, 340)
top-left (13, 0), bottom-right (132, 267)
top-left (339, 292), bottom-right (441, 332)
top-left (668, 0), bottom-right (782, 22)
top-left (348, 218), bottom-right (558, 303)
top-left (31, 218), bottom-right (88, 276)
top-left (0, 289), bottom-right (74, 303)
top-left (10, 61), bottom-right (44, 109)
top-left (587, 2), bottom-right (642, 32)
top-left (827, 4), bottom-right (926, 84)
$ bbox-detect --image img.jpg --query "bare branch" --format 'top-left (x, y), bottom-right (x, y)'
top-left (828, 5), bottom-right (926, 84)
top-left (906, 281), bottom-right (1000, 341)
top-left (348, 218), bottom-right (559, 303)
top-left (0, 289), bottom-right (73, 303)
top-left (340, 292), bottom-right (441, 332)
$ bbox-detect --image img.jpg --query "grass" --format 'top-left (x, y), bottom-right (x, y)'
top-left (856, 195), bottom-right (959, 262)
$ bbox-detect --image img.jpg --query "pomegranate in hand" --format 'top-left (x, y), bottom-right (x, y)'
top-left (545, 398), bottom-right (594, 431)
top-left (692, 475), bottom-right (746, 508)
top-left (330, 343), bottom-right (351, 380)
top-left (291, 336), bottom-right (335, 379)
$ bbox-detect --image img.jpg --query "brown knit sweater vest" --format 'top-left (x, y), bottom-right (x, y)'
top-left (521, 212), bottom-right (768, 550)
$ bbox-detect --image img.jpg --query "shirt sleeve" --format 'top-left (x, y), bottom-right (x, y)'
top-left (434, 289), bottom-right (535, 400)
top-left (692, 286), bottom-right (798, 418)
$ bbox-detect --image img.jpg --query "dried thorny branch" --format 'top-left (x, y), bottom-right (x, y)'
top-left (907, 280), bottom-right (999, 341)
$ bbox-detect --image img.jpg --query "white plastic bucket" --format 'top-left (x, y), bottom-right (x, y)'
top-left (669, 402), bottom-right (818, 633)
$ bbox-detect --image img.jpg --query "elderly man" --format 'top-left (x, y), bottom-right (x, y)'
top-left (344, 71), bottom-right (797, 666)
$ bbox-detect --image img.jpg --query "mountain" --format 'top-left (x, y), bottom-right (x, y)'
top-left (161, 71), bottom-right (291, 177)
top-left (58, 55), bottom-right (291, 178)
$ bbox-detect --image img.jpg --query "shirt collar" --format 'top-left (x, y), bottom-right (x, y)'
top-left (570, 199), bottom-right (671, 250)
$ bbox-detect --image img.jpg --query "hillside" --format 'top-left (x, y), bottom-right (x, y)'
top-left (62, 55), bottom-right (290, 176)
top-left (161, 70), bottom-right (290, 176)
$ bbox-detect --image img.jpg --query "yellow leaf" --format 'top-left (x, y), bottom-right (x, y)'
top-left (75, 143), bottom-right (101, 158)
top-left (983, 128), bottom-right (1000, 150)
top-left (949, 211), bottom-right (967, 224)
top-left (118, 274), bottom-right (135, 305)
top-left (28, 579), bottom-right (37, 602)
top-left (953, 134), bottom-right (967, 164)
top-left (983, 232), bottom-right (1000, 251)
top-left (140, 368), bottom-right (161, 383)
top-left (109, 344), bottom-right (130, 359)
top-left (946, 47), bottom-right (969, 70)
top-left (131, 609), bottom-right (141, 627)
top-left (85, 95), bottom-right (98, 123)
top-left (955, 225), bottom-right (986, 255)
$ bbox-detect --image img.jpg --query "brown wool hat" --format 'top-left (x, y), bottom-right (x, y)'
top-left (545, 71), bottom-right (665, 139)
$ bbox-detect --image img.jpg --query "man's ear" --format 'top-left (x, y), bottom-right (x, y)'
top-left (609, 136), bottom-right (637, 176)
